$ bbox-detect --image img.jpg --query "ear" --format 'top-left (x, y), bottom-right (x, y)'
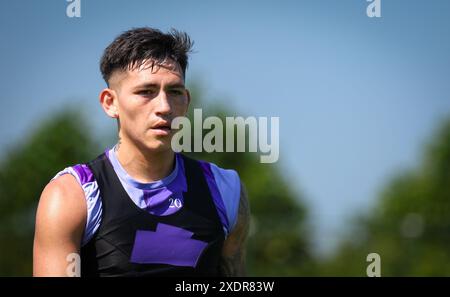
top-left (99, 88), bottom-right (119, 119)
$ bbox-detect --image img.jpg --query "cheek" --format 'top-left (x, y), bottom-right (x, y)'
top-left (120, 98), bottom-right (148, 128)
top-left (173, 97), bottom-right (189, 114)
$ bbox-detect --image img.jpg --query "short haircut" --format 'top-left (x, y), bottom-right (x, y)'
top-left (100, 27), bottom-right (194, 85)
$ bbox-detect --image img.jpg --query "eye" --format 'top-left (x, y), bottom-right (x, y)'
top-left (137, 89), bottom-right (157, 97)
top-left (168, 89), bottom-right (185, 96)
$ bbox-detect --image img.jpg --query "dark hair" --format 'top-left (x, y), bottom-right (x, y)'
top-left (100, 27), bottom-right (194, 85)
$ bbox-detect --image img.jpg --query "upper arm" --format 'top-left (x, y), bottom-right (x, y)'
top-left (33, 174), bottom-right (87, 276)
top-left (220, 180), bottom-right (250, 276)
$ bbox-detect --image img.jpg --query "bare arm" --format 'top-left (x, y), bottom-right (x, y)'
top-left (33, 174), bottom-right (86, 276)
top-left (220, 181), bottom-right (250, 276)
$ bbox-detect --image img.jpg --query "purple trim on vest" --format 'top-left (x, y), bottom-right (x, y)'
top-left (72, 164), bottom-right (94, 185)
top-left (198, 161), bottom-right (230, 231)
top-left (130, 223), bottom-right (207, 267)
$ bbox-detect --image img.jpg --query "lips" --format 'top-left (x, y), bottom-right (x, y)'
top-left (152, 122), bottom-right (171, 130)
top-left (150, 121), bottom-right (172, 135)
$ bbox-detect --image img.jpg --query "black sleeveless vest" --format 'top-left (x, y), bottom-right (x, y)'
top-left (80, 153), bottom-right (225, 277)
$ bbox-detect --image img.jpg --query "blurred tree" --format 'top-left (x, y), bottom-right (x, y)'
top-left (0, 109), bottom-right (101, 276)
top-left (319, 117), bottom-right (450, 276)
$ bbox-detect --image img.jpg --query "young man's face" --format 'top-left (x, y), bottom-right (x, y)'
top-left (108, 59), bottom-right (190, 153)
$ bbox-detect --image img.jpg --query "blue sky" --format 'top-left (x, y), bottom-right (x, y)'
top-left (1, 0), bottom-right (449, 255)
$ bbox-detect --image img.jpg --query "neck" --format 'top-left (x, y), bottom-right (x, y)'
top-left (115, 138), bottom-right (175, 183)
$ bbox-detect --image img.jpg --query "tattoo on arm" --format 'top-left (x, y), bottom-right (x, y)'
top-left (220, 181), bottom-right (250, 276)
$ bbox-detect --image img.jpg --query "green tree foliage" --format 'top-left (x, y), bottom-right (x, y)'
top-left (0, 109), bottom-right (100, 276)
top-left (320, 118), bottom-right (450, 276)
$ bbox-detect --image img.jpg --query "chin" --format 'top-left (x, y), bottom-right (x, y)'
top-left (143, 138), bottom-right (173, 153)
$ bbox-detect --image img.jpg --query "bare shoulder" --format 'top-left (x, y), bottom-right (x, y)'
top-left (35, 174), bottom-right (87, 246)
top-left (33, 174), bottom-right (87, 276)
top-left (220, 180), bottom-right (250, 276)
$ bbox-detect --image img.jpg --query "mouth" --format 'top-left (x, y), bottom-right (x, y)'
top-left (150, 121), bottom-right (172, 135)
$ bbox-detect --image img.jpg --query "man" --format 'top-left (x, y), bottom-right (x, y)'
top-left (33, 28), bottom-right (250, 277)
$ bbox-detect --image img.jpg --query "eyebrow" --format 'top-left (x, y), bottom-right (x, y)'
top-left (133, 83), bottom-right (185, 90)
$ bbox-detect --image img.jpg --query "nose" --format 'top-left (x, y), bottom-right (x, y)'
top-left (155, 91), bottom-right (172, 116)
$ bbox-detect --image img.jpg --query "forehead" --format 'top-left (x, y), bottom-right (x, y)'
top-left (111, 59), bottom-right (185, 88)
